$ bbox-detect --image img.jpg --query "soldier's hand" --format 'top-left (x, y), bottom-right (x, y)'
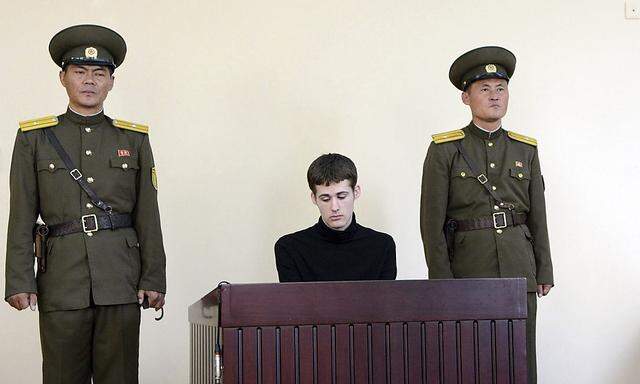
top-left (537, 284), bottom-right (553, 298)
top-left (7, 293), bottom-right (38, 311)
top-left (137, 290), bottom-right (165, 310)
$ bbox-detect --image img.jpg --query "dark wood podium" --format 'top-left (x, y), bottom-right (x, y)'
top-left (189, 278), bottom-right (527, 384)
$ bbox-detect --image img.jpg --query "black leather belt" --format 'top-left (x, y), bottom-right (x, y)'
top-left (48, 213), bottom-right (133, 237)
top-left (452, 211), bottom-right (527, 232)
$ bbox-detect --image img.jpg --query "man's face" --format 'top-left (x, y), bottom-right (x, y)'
top-left (60, 64), bottom-right (114, 114)
top-left (311, 180), bottom-right (361, 231)
top-left (462, 78), bottom-right (509, 124)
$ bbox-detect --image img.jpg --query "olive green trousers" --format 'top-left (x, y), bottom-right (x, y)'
top-left (39, 303), bottom-right (140, 384)
top-left (527, 292), bottom-right (537, 384)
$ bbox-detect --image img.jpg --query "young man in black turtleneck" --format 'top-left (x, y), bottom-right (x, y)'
top-left (275, 153), bottom-right (397, 282)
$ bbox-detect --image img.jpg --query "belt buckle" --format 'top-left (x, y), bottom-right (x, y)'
top-left (70, 169), bottom-right (83, 181)
top-left (81, 214), bottom-right (99, 233)
top-left (477, 174), bottom-right (488, 184)
top-left (493, 212), bottom-right (507, 229)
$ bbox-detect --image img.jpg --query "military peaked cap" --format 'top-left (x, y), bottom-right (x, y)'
top-left (49, 24), bottom-right (127, 70)
top-left (449, 46), bottom-right (516, 91)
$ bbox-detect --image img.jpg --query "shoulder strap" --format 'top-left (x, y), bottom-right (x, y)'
top-left (508, 131), bottom-right (537, 146)
top-left (453, 141), bottom-right (512, 209)
top-left (43, 128), bottom-right (113, 213)
top-left (432, 129), bottom-right (464, 144)
top-left (112, 118), bottom-right (149, 134)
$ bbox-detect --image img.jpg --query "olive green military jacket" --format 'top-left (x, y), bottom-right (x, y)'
top-left (420, 123), bottom-right (553, 292)
top-left (5, 109), bottom-right (166, 312)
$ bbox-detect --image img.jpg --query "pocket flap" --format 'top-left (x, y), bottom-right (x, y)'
top-left (452, 167), bottom-right (475, 179)
top-left (110, 156), bottom-right (140, 170)
top-left (510, 168), bottom-right (530, 180)
top-left (125, 232), bottom-right (140, 248)
top-left (37, 159), bottom-right (67, 172)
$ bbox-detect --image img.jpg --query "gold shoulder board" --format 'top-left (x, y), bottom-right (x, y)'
top-left (432, 129), bottom-right (465, 144)
top-left (508, 131), bottom-right (537, 146)
top-left (112, 119), bottom-right (149, 134)
top-left (19, 115), bottom-right (59, 132)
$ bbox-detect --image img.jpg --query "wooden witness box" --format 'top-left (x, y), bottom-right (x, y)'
top-left (189, 278), bottom-right (527, 384)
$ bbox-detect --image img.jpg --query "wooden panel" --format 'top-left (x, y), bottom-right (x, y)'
top-left (458, 321), bottom-right (476, 384)
top-left (334, 325), bottom-right (350, 384)
top-left (221, 279), bottom-right (527, 327)
top-left (261, 327), bottom-right (277, 384)
top-left (512, 320), bottom-right (527, 383)
top-left (495, 320), bottom-right (510, 384)
top-left (223, 328), bottom-right (239, 384)
top-left (370, 323), bottom-right (387, 384)
top-left (424, 322), bottom-right (440, 384)
top-left (242, 327), bottom-right (258, 384)
top-left (353, 324), bottom-right (369, 383)
top-left (477, 321), bottom-right (493, 384)
top-left (406, 322), bottom-right (423, 383)
top-left (441, 321), bottom-right (458, 384)
top-left (388, 323), bottom-right (405, 384)
top-left (299, 326), bottom-right (314, 384)
top-left (280, 327), bottom-right (296, 384)
top-left (316, 325), bottom-right (333, 384)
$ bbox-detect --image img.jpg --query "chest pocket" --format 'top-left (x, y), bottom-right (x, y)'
top-left (37, 159), bottom-right (68, 173)
top-left (509, 167), bottom-right (531, 181)
top-left (110, 156), bottom-right (140, 171)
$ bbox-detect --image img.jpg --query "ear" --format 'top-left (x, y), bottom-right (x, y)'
top-left (310, 191), bottom-right (318, 206)
top-left (59, 70), bottom-right (66, 87)
top-left (108, 75), bottom-right (115, 91)
top-left (353, 185), bottom-right (361, 199)
top-left (461, 91), bottom-right (470, 106)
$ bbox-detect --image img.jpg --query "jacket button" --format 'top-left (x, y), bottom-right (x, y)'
top-left (84, 127), bottom-right (92, 133)
top-left (460, 172), bottom-right (466, 177)
top-left (86, 203), bottom-right (93, 209)
top-left (87, 232), bottom-right (94, 237)
top-left (496, 229), bottom-right (503, 234)
top-left (85, 150), bottom-right (92, 156)
top-left (48, 163), bottom-right (55, 170)
top-left (488, 142), bottom-right (494, 147)
top-left (122, 163), bottom-right (128, 169)
top-left (490, 163), bottom-right (495, 168)
top-left (492, 185), bottom-right (497, 191)
top-left (87, 177), bottom-right (94, 183)
top-left (518, 173), bottom-right (524, 179)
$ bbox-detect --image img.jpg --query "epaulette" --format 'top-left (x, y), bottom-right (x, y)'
top-left (508, 131), bottom-right (537, 146)
top-left (19, 115), bottom-right (59, 132)
top-left (432, 129), bottom-right (465, 144)
top-left (112, 118), bottom-right (149, 134)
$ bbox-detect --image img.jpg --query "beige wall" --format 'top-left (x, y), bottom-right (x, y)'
top-left (1, 1), bottom-right (639, 382)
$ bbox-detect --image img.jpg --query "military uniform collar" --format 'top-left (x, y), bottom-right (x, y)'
top-left (65, 107), bottom-right (105, 126)
top-left (467, 122), bottom-right (504, 140)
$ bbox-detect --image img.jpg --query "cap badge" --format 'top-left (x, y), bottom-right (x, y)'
top-left (485, 64), bottom-right (497, 73)
top-left (85, 47), bottom-right (98, 59)
top-left (515, 161), bottom-right (523, 168)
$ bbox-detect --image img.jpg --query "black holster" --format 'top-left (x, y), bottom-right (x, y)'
top-left (444, 218), bottom-right (457, 260)
top-left (34, 224), bottom-right (49, 274)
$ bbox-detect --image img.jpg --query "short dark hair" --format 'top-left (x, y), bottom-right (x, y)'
top-left (307, 153), bottom-right (358, 193)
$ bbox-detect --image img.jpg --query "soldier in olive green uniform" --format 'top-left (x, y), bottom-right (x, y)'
top-left (420, 46), bottom-right (554, 384)
top-left (4, 25), bottom-right (166, 384)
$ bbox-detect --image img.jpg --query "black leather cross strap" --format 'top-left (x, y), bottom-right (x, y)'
top-left (453, 211), bottom-right (527, 232)
top-left (453, 140), bottom-right (513, 208)
top-left (48, 213), bottom-right (133, 237)
top-left (44, 128), bottom-right (113, 213)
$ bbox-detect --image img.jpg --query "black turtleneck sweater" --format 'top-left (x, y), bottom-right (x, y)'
top-left (275, 215), bottom-right (397, 282)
